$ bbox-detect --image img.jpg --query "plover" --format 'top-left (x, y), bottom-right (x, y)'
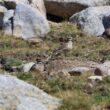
top-left (48, 37), bottom-right (73, 60)
top-left (39, 37), bottom-right (73, 71)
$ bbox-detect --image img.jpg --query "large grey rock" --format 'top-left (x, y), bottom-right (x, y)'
top-left (4, 0), bottom-right (46, 16)
top-left (7, 4), bottom-right (49, 39)
top-left (17, 97), bottom-right (48, 110)
top-left (44, 0), bottom-right (110, 18)
top-left (70, 6), bottom-right (110, 36)
top-left (68, 67), bottom-right (90, 76)
top-left (0, 75), bottom-right (60, 110)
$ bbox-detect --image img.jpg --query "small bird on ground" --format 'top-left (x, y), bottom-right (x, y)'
top-left (35, 37), bottom-right (73, 71)
top-left (53, 37), bottom-right (73, 54)
top-left (47, 37), bottom-right (73, 61)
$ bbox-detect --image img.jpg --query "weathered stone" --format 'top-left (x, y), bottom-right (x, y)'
top-left (17, 97), bottom-right (48, 110)
top-left (88, 76), bottom-right (103, 84)
top-left (70, 6), bottom-right (110, 36)
top-left (44, 0), bottom-right (110, 18)
top-left (68, 67), bottom-right (90, 76)
top-left (20, 62), bottom-right (35, 72)
top-left (0, 75), bottom-right (60, 110)
top-left (13, 4), bottom-right (49, 39)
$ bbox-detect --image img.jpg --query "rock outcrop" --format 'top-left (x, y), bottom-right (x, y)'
top-left (0, 75), bottom-right (60, 110)
top-left (44, 0), bottom-right (110, 18)
top-left (3, 3), bottom-right (50, 39)
top-left (70, 6), bottom-right (110, 36)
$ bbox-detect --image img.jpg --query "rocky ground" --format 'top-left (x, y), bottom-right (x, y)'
top-left (0, 0), bottom-right (110, 110)
top-left (0, 21), bottom-right (109, 110)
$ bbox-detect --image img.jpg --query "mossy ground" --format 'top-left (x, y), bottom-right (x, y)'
top-left (0, 22), bottom-right (110, 110)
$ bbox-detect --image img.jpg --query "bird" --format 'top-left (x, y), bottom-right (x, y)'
top-left (47, 37), bottom-right (73, 61)
top-left (36, 37), bottom-right (73, 71)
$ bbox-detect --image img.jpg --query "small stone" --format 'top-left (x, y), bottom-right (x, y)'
top-left (20, 62), bottom-right (35, 72)
top-left (70, 6), bottom-right (110, 36)
top-left (68, 67), bottom-right (90, 76)
top-left (88, 76), bottom-right (103, 84)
